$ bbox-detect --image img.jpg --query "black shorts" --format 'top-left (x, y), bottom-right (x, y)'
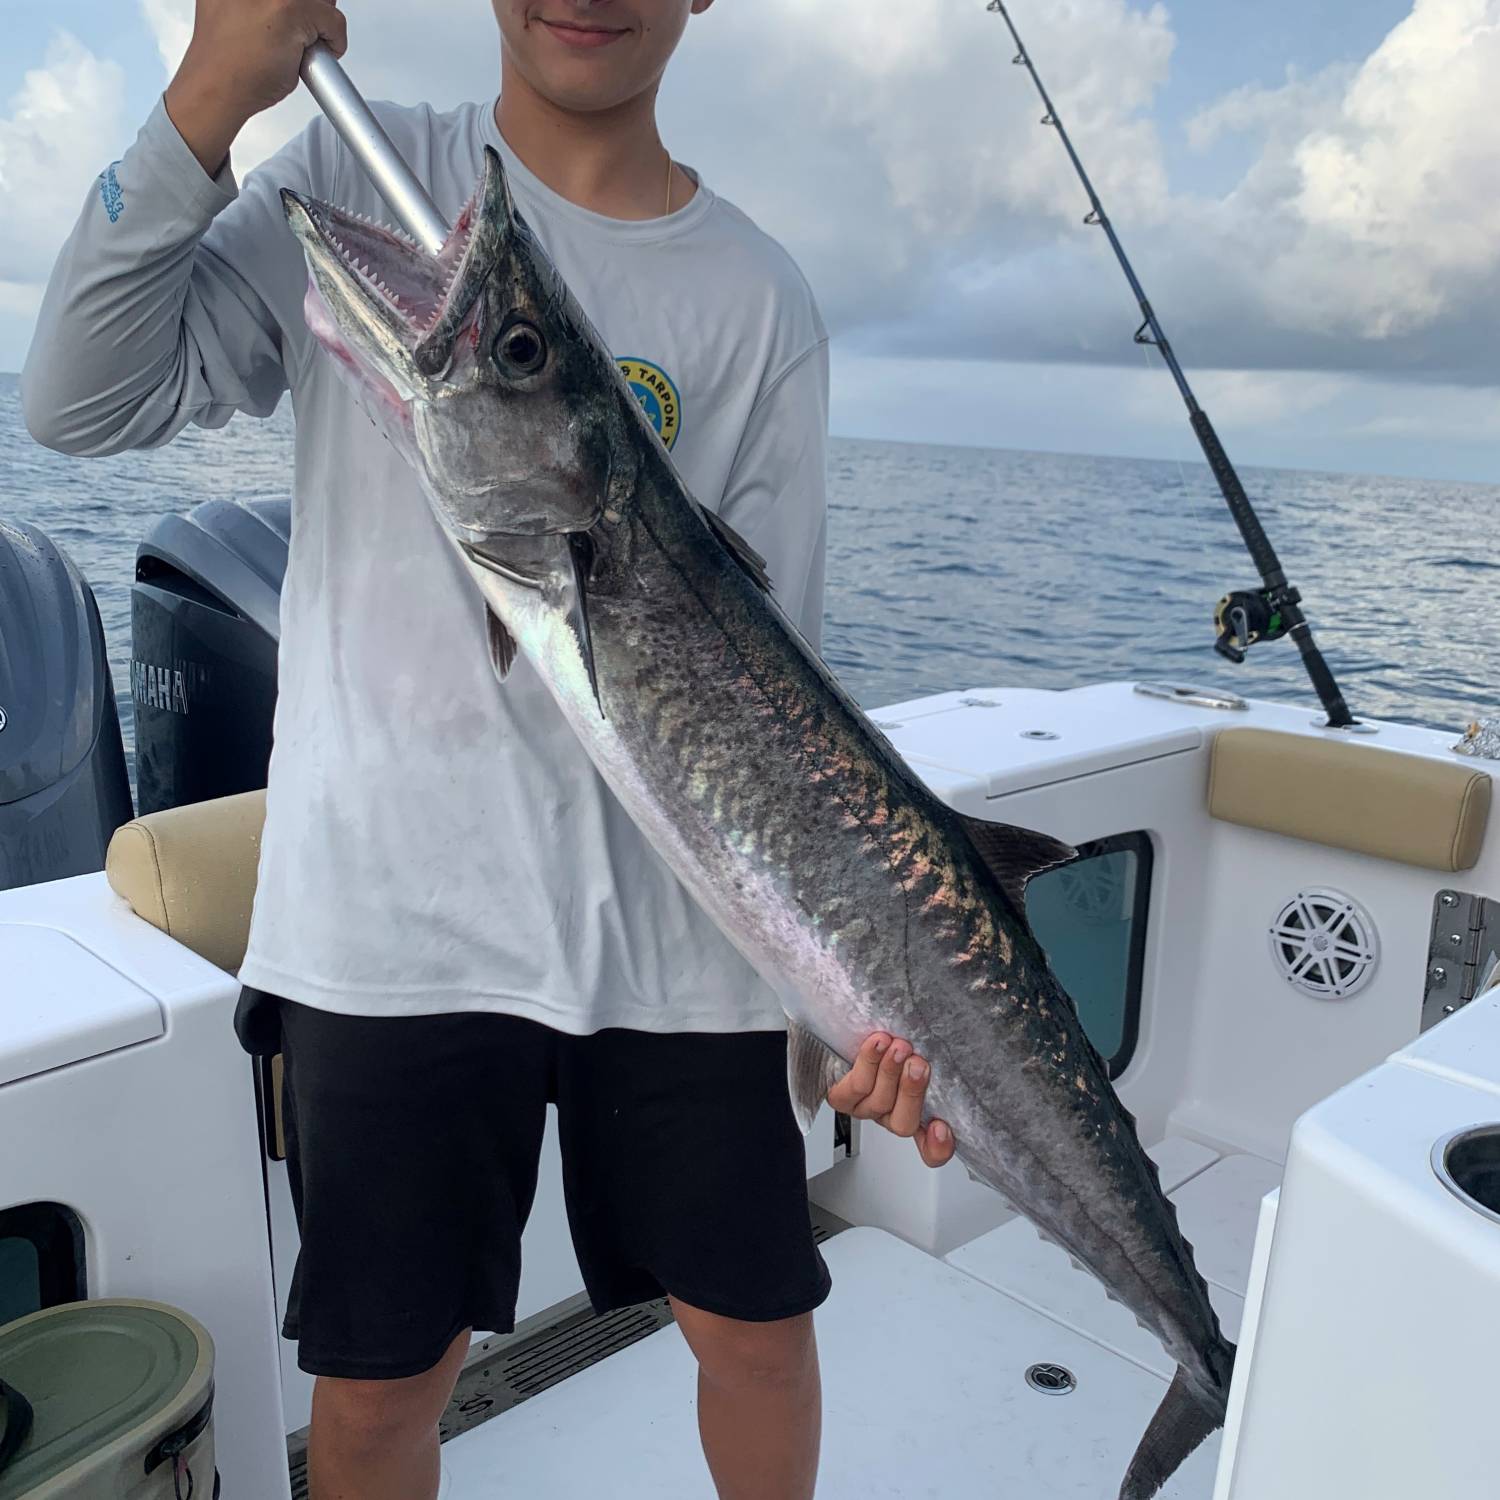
top-left (256, 993), bottom-right (832, 1380)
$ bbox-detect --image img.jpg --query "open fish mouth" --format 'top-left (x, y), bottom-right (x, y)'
top-left (281, 180), bottom-right (488, 361)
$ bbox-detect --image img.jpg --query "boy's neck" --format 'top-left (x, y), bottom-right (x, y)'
top-left (495, 64), bottom-right (692, 222)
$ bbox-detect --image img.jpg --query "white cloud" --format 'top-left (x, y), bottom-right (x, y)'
top-left (37, 0), bottom-right (1500, 376)
top-left (5, 0), bottom-right (1500, 454)
top-left (0, 34), bottom-right (126, 284)
top-left (661, 0), bottom-right (1177, 330)
top-left (1283, 0), bottom-right (1500, 334)
top-left (1186, 67), bottom-right (1351, 153)
top-left (1172, 0), bottom-right (1500, 357)
top-left (138, 0), bottom-right (1178, 333)
top-left (139, 0), bottom-right (191, 70)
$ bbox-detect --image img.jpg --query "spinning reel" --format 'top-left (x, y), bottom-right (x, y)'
top-left (1213, 585), bottom-right (1298, 664)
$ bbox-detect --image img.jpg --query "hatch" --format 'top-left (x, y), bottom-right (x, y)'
top-left (0, 927), bottom-right (163, 1087)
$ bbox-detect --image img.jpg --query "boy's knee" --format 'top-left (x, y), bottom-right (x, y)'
top-left (674, 1304), bottom-right (817, 1393)
top-left (312, 1331), bottom-right (468, 1455)
top-left (316, 1378), bottom-right (431, 1457)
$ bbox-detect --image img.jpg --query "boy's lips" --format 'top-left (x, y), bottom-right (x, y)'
top-left (538, 18), bottom-right (630, 49)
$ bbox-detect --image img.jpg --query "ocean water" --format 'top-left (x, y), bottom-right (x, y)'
top-left (2, 370), bottom-right (1497, 770)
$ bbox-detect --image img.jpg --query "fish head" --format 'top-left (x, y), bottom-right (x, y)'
top-left (283, 147), bottom-right (634, 542)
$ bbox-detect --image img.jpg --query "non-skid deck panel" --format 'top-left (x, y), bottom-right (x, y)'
top-left (440, 1227), bottom-right (1221, 1499)
top-left (947, 1220), bottom-right (1244, 1382)
top-left (947, 1147), bottom-right (1275, 1382)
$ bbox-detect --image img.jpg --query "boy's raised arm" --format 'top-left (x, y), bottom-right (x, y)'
top-left (20, 0), bottom-right (348, 458)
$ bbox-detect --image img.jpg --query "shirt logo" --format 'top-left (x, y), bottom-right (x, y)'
top-left (617, 357), bottom-right (682, 451)
top-left (99, 163), bottom-right (125, 224)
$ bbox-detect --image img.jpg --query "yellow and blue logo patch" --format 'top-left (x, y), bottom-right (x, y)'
top-left (618, 357), bottom-right (682, 451)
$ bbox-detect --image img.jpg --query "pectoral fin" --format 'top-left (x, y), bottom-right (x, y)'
top-left (566, 533), bottom-right (603, 718)
top-left (465, 533), bottom-right (603, 716)
top-left (486, 609), bottom-right (518, 680)
top-left (786, 1018), bottom-right (848, 1134)
top-left (958, 814), bottom-right (1078, 912)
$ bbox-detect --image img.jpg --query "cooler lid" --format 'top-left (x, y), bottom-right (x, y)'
top-left (0, 1301), bottom-right (212, 1497)
top-left (0, 927), bottom-right (163, 1087)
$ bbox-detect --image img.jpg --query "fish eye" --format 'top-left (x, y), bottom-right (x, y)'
top-left (494, 318), bottom-right (548, 377)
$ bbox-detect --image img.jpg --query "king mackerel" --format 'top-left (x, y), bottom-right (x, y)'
top-left (283, 146), bottom-right (1236, 1500)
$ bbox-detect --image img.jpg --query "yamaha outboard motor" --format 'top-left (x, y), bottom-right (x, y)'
top-left (131, 499), bottom-right (289, 815)
top-left (0, 520), bottom-right (133, 891)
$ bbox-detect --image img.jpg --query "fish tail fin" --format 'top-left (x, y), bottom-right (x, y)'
top-left (1117, 1361), bottom-right (1230, 1500)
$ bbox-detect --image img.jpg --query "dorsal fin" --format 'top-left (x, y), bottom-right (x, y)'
top-left (700, 505), bottom-right (773, 593)
top-left (959, 814), bottom-right (1077, 911)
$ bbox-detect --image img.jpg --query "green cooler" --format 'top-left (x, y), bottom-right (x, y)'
top-left (0, 1301), bottom-right (216, 1499)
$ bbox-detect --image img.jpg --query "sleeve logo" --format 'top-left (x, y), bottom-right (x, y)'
top-left (617, 357), bottom-right (683, 451)
top-left (98, 163), bottom-right (125, 223)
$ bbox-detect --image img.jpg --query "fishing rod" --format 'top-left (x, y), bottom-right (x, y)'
top-left (986, 0), bottom-right (1358, 729)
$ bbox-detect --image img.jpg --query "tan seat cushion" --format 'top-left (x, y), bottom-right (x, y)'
top-left (105, 790), bottom-right (267, 973)
top-left (1209, 729), bottom-right (1491, 872)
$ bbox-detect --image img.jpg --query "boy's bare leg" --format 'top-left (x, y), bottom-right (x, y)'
top-left (307, 1327), bottom-right (470, 1500)
top-left (672, 1300), bottom-right (821, 1500)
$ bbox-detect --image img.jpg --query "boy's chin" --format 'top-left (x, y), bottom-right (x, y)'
top-left (510, 46), bottom-right (657, 114)
top-left (543, 79), bottom-right (647, 113)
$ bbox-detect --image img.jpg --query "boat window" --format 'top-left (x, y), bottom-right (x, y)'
top-left (1025, 832), bottom-right (1152, 1077)
top-left (0, 1203), bottom-right (86, 1324)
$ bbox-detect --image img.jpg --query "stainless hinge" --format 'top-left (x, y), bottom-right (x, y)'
top-left (1424, 891), bottom-right (1498, 1030)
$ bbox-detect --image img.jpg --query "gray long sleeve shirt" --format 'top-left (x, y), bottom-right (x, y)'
top-left (24, 98), bottom-right (830, 1033)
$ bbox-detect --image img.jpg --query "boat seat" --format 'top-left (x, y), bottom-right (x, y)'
top-left (106, 790), bottom-right (285, 1157)
top-left (105, 790), bottom-right (266, 975)
top-left (1209, 728), bottom-right (1491, 872)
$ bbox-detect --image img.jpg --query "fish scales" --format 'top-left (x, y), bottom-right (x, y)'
top-left (282, 146), bottom-right (1237, 1499)
top-left (581, 453), bottom-right (1224, 1366)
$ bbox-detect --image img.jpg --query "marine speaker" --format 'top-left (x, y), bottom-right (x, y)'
top-left (1268, 888), bottom-right (1379, 999)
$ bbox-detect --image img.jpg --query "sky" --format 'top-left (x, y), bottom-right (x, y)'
top-left (2, 0), bottom-right (1499, 482)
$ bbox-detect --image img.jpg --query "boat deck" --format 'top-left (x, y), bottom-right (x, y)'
top-left (438, 1142), bottom-right (1278, 1498)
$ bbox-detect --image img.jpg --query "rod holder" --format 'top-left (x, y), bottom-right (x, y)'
top-left (1434, 1126), bottom-right (1500, 1226)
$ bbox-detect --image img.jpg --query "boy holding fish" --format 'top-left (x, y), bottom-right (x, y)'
top-left (24, 2), bottom-right (955, 1498)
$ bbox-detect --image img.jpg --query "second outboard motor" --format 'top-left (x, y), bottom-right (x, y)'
top-left (0, 520), bottom-right (133, 891)
top-left (131, 499), bottom-right (290, 815)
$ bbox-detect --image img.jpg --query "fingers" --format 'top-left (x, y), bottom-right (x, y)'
top-left (824, 1033), bottom-right (889, 1112)
top-left (831, 1035), bottom-right (923, 1125)
top-left (850, 1036), bottom-right (910, 1121)
top-left (915, 1118), bottom-right (957, 1169)
top-left (314, 0), bottom-right (348, 56)
top-left (825, 1036), bottom-right (958, 1173)
top-left (881, 1055), bottom-right (929, 1138)
top-left (299, 0), bottom-right (348, 56)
